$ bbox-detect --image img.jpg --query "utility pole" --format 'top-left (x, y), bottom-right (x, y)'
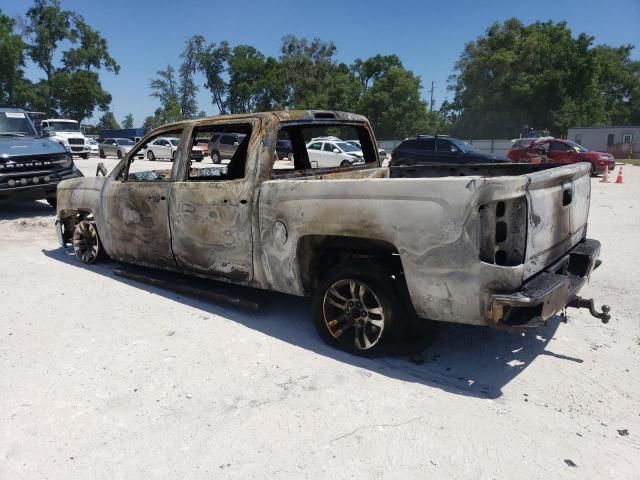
top-left (429, 81), bottom-right (435, 112)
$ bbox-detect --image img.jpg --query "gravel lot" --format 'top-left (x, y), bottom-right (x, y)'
top-left (1, 158), bottom-right (639, 479)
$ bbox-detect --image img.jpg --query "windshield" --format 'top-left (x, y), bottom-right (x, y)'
top-left (564, 140), bottom-right (589, 152)
top-left (116, 138), bottom-right (134, 145)
top-left (46, 121), bottom-right (80, 132)
top-left (0, 111), bottom-right (37, 136)
top-left (336, 141), bottom-right (360, 152)
top-left (450, 138), bottom-right (476, 153)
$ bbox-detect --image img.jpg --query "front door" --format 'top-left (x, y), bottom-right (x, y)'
top-left (169, 120), bottom-right (256, 281)
top-left (100, 128), bottom-right (184, 268)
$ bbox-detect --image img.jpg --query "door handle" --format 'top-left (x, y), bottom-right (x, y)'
top-left (148, 194), bottom-right (166, 202)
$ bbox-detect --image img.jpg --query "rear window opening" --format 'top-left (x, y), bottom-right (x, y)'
top-left (272, 123), bottom-right (378, 177)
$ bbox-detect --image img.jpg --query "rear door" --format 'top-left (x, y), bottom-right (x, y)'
top-left (523, 163), bottom-right (591, 278)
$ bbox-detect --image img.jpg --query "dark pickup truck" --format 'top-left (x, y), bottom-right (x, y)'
top-left (0, 108), bottom-right (82, 208)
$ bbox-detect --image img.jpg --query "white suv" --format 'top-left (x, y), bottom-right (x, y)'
top-left (305, 137), bottom-right (364, 168)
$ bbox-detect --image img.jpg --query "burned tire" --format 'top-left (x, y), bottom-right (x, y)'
top-left (312, 262), bottom-right (407, 356)
top-left (72, 220), bottom-right (104, 264)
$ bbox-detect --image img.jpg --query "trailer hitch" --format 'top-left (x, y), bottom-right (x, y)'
top-left (567, 296), bottom-right (611, 324)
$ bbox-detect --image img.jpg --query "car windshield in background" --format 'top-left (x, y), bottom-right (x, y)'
top-left (451, 139), bottom-right (476, 153)
top-left (117, 139), bottom-right (135, 145)
top-left (564, 140), bottom-right (589, 152)
top-left (0, 115), bottom-right (36, 136)
top-left (336, 141), bottom-right (360, 152)
top-left (48, 121), bottom-right (80, 132)
top-left (169, 139), bottom-right (180, 146)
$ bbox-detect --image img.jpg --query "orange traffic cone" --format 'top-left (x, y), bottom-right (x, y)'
top-left (601, 164), bottom-right (610, 183)
top-left (615, 164), bottom-right (624, 184)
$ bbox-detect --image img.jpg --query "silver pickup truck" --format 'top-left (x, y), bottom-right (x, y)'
top-left (54, 110), bottom-right (609, 355)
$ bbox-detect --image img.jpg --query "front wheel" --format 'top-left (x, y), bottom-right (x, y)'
top-left (211, 151), bottom-right (221, 164)
top-left (147, 150), bottom-right (155, 161)
top-left (340, 160), bottom-right (352, 167)
top-left (72, 220), bottom-right (104, 264)
top-left (312, 262), bottom-right (406, 356)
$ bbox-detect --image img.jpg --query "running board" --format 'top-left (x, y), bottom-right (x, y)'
top-left (112, 265), bottom-right (261, 311)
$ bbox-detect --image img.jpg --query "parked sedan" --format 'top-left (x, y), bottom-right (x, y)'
top-left (389, 135), bottom-right (510, 166)
top-left (99, 138), bottom-right (138, 159)
top-left (306, 138), bottom-right (364, 168)
top-left (144, 137), bottom-right (204, 161)
top-left (508, 138), bottom-right (615, 176)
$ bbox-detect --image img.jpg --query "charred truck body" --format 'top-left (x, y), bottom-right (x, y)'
top-left (0, 108), bottom-right (83, 208)
top-left (54, 110), bottom-right (609, 355)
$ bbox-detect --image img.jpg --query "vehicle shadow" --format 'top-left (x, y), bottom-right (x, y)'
top-left (0, 200), bottom-right (55, 220)
top-left (42, 247), bottom-right (579, 400)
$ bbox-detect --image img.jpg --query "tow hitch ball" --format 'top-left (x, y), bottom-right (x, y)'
top-left (567, 296), bottom-right (611, 324)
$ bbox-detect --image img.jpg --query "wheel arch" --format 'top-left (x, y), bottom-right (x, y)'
top-left (296, 234), bottom-right (402, 294)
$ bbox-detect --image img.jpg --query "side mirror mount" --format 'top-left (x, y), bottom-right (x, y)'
top-left (96, 162), bottom-right (108, 177)
top-left (43, 127), bottom-right (54, 137)
top-left (332, 148), bottom-right (340, 154)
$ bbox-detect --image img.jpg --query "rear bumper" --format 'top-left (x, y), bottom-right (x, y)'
top-left (489, 239), bottom-right (601, 327)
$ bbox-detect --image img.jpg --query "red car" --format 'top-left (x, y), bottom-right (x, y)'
top-left (508, 138), bottom-right (615, 176)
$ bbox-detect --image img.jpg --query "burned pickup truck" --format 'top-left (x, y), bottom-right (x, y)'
top-left (54, 110), bottom-right (609, 355)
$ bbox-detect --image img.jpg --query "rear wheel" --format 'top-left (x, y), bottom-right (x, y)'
top-left (340, 160), bottom-right (352, 167)
top-left (117, 150), bottom-right (123, 159)
top-left (147, 150), bottom-right (155, 161)
top-left (312, 262), bottom-right (407, 356)
top-left (211, 151), bottom-right (221, 164)
top-left (72, 220), bottom-right (104, 264)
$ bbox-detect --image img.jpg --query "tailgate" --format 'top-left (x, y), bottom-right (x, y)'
top-left (524, 163), bottom-right (591, 279)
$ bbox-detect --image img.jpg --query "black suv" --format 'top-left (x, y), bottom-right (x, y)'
top-left (0, 107), bottom-right (83, 208)
top-left (390, 135), bottom-right (510, 166)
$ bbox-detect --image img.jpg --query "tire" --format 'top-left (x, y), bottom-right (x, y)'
top-left (147, 150), bottom-right (155, 161)
top-left (99, 149), bottom-right (106, 159)
top-left (195, 158), bottom-right (203, 162)
top-left (117, 150), bottom-right (123, 159)
top-left (211, 151), bottom-right (221, 164)
top-left (72, 220), bottom-right (104, 264)
top-left (81, 153), bottom-right (89, 159)
top-left (340, 160), bottom-right (352, 167)
top-left (312, 261), bottom-right (407, 356)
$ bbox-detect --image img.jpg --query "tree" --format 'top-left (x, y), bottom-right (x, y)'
top-left (197, 40), bottom-right (230, 114)
top-left (62, 16), bottom-right (119, 74)
top-left (0, 10), bottom-right (28, 106)
top-left (96, 111), bottom-right (120, 129)
top-left (178, 36), bottom-right (204, 118)
top-left (122, 113), bottom-right (134, 128)
top-left (446, 19), bottom-right (640, 137)
top-left (49, 70), bottom-right (111, 123)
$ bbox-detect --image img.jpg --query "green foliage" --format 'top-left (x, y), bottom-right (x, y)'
top-left (122, 113), bottom-right (134, 129)
top-left (0, 10), bottom-right (28, 106)
top-left (446, 19), bottom-right (640, 138)
top-left (96, 111), bottom-right (120, 129)
top-left (49, 70), bottom-right (111, 121)
top-left (62, 16), bottom-right (120, 74)
top-left (148, 65), bottom-right (184, 126)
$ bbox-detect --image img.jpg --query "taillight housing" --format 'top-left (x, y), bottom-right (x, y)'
top-left (479, 196), bottom-right (527, 266)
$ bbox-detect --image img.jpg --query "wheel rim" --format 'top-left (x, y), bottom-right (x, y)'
top-left (73, 221), bottom-right (100, 264)
top-left (322, 279), bottom-right (385, 350)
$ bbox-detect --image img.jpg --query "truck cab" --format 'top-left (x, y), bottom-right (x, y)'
top-left (0, 108), bottom-right (83, 207)
top-left (41, 118), bottom-right (91, 159)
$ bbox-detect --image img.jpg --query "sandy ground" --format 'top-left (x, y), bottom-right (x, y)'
top-left (1, 159), bottom-right (639, 479)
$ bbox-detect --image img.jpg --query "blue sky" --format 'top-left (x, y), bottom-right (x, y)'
top-left (2, 0), bottom-right (639, 126)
